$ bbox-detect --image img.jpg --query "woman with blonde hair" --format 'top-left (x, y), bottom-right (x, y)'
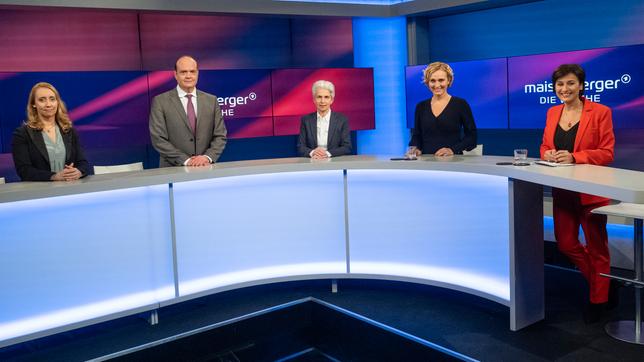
top-left (12, 82), bottom-right (89, 181)
top-left (408, 62), bottom-right (477, 157)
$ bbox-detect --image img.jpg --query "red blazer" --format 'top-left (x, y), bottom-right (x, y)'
top-left (540, 99), bottom-right (615, 205)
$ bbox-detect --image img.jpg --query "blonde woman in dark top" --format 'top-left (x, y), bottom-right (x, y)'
top-left (12, 82), bottom-right (89, 181)
top-left (408, 62), bottom-right (477, 157)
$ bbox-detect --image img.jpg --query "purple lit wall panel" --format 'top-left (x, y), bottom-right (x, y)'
top-left (290, 18), bottom-right (354, 67)
top-left (0, 9), bottom-right (141, 71)
top-left (509, 45), bottom-right (644, 129)
top-left (272, 68), bottom-right (375, 136)
top-left (0, 153), bottom-right (15, 181)
top-left (0, 73), bottom-right (12, 152)
top-left (405, 58), bottom-right (508, 129)
top-left (148, 70), bottom-right (274, 139)
top-left (0, 72), bottom-right (150, 155)
top-left (139, 14), bottom-right (291, 70)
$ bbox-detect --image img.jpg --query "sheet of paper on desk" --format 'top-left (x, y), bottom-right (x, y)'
top-left (534, 160), bottom-right (574, 167)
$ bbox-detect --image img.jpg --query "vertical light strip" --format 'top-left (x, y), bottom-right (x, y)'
top-left (353, 17), bottom-right (408, 155)
top-left (169, 183), bottom-right (180, 297)
top-left (343, 169), bottom-right (351, 273)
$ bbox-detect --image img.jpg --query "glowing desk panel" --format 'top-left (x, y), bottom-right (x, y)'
top-left (0, 185), bottom-right (175, 345)
top-left (172, 171), bottom-right (348, 296)
top-left (347, 170), bottom-right (510, 302)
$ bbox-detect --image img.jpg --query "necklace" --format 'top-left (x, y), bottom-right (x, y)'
top-left (563, 107), bottom-right (581, 129)
top-left (43, 125), bottom-right (56, 134)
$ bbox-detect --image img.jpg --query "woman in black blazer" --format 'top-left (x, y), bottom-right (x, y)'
top-left (408, 62), bottom-right (477, 157)
top-left (12, 82), bottom-right (89, 181)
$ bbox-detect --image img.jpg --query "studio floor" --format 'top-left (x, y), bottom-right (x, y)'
top-left (1, 265), bottom-right (643, 361)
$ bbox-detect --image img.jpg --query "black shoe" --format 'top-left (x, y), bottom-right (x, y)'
top-left (583, 302), bottom-right (605, 324)
top-left (606, 280), bottom-right (620, 311)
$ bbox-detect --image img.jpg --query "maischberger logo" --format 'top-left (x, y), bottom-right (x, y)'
top-left (523, 74), bottom-right (631, 104)
top-left (217, 92), bottom-right (258, 116)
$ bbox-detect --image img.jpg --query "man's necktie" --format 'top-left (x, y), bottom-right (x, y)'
top-left (186, 94), bottom-right (196, 135)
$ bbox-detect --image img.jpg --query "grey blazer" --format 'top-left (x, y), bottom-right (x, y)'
top-left (149, 88), bottom-right (227, 167)
top-left (297, 111), bottom-right (352, 157)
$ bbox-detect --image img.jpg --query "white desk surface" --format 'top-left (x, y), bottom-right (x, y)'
top-left (592, 203), bottom-right (644, 219)
top-left (1, 155), bottom-right (643, 204)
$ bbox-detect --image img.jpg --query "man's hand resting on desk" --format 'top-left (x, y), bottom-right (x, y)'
top-left (186, 155), bottom-right (211, 166)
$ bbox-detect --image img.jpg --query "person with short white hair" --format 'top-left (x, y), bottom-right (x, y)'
top-left (297, 80), bottom-right (352, 159)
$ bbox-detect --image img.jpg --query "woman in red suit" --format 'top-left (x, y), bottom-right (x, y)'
top-left (540, 64), bottom-right (616, 323)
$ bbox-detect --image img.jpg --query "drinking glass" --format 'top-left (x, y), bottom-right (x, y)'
top-left (513, 149), bottom-right (528, 165)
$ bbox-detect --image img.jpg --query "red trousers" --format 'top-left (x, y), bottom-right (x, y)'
top-left (552, 188), bottom-right (610, 304)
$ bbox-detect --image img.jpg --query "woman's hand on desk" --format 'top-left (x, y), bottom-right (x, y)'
top-left (554, 150), bottom-right (574, 164)
top-left (435, 147), bottom-right (454, 157)
top-left (543, 149), bottom-right (556, 162)
top-left (543, 149), bottom-right (574, 164)
top-left (51, 163), bottom-right (82, 181)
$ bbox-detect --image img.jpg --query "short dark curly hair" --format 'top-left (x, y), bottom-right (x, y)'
top-left (552, 64), bottom-right (585, 99)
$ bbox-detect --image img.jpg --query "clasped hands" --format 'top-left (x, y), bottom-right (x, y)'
top-left (543, 149), bottom-right (574, 163)
top-left (51, 163), bottom-right (82, 181)
top-left (311, 147), bottom-right (330, 160)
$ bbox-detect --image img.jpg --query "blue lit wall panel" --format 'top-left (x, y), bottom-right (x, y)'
top-left (172, 171), bottom-right (347, 296)
top-left (353, 17), bottom-right (408, 155)
top-left (0, 185), bottom-right (175, 343)
top-left (347, 170), bottom-right (510, 301)
top-left (406, 58), bottom-right (508, 129)
top-left (427, 0), bottom-right (644, 62)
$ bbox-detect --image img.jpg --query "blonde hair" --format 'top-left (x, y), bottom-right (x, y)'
top-left (26, 82), bottom-right (72, 132)
top-left (422, 62), bottom-right (454, 87)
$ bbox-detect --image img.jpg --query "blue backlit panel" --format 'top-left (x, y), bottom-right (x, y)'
top-left (353, 17), bottom-right (408, 155)
top-left (347, 169), bottom-right (510, 301)
top-left (172, 171), bottom-right (347, 296)
top-left (406, 58), bottom-right (508, 129)
top-left (0, 185), bottom-right (174, 343)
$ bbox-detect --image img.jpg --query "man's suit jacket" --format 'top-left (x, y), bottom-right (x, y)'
top-left (11, 124), bottom-right (90, 181)
top-left (149, 88), bottom-right (227, 167)
top-left (540, 99), bottom-right (615, 205)
top-left (297, 111), bottom-right (352, 157)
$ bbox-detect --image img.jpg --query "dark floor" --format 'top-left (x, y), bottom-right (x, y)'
top-left (1, 264), bottom-right (643, 362)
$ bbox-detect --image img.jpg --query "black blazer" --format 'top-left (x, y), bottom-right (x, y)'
top-left (297, 111), bottom-right (352, 157)
top-left (11, 124), bottom-right (90, 181)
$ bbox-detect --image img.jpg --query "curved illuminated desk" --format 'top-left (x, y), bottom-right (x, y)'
top-left (1, 155), bottom-right (643, 347)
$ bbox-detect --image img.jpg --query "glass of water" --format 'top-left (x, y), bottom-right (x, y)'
top-left (513, 149), bottom-right (528, 165)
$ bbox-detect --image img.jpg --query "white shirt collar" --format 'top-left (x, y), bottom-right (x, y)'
top-left (176, 85), bottom-right (197, 98)
top-left (317, 110), bottom-right (331, 122)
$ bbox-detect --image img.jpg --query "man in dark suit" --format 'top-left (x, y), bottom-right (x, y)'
top-left (149, 55), bottom-right (227, 167)
top-left (297, 80), bottom-right (352, 159)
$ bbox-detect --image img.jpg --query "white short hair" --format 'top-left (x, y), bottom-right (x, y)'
top-left (312, 80), bottom-right (335, 98)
